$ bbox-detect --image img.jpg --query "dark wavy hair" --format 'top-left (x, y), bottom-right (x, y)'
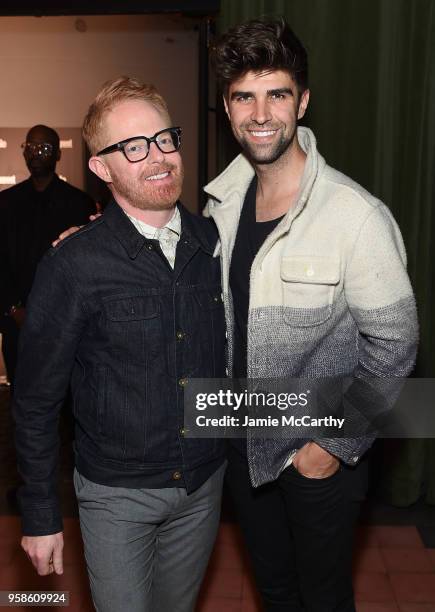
top-left (212, 17), bottom-right (308, 95)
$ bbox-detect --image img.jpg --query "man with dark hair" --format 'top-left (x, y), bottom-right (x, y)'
top-left (206, 17), bottom-right (418, 611)
top-left (0, 125), bottom-right (95, 386)
top-left (213, 17), bottom-right (308, 95)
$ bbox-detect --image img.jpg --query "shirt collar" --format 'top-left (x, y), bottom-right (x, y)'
top-left (102, 199), bottom-right (216, 259)
top-left (125, 206), bottom-right (181, 240)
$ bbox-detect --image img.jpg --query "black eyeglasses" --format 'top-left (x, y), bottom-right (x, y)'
top-left (97, 127), bottom-right (182, 163)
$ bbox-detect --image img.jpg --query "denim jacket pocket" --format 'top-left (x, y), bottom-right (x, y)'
top-left (104, 295), bottom-right (159, 321)
top-left (103, 295), bottom-right (161, 365)
top-left (281, 256), bottom-right (340, 327)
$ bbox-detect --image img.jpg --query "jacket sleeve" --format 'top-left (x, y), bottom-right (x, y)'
top-left (315, 203), bottom-right (419, 464)
top-left (13, 250), bottom-right (89, 535)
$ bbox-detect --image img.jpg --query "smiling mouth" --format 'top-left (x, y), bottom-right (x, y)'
top-left (248, 130), bottom-right (278, 138)
top-left (145, 171), bottom-right (170, 181)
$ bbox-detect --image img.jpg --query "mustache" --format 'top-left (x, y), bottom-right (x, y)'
top-left (242, 123), bottom-right (281, 131)
top-left (142, 164), bottom-right (179, 180)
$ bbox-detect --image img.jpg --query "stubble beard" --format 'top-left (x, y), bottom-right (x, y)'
top-left (111, 162), bottom-right (184, 211)
top-left (238, 124), bottom-right (297, 165)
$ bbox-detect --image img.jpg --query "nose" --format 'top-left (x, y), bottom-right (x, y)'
top-left (147, 141), bottom-right (165, 163)
top-left (251, 98), bottom-right (272, 124)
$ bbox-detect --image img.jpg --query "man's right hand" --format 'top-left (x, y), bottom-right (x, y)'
top-left (292, 441), bottom-right (339, 479)
top-left (21, 533), bottom-right (64, 576)
top-left (52, 213), bottom-right (101, 246)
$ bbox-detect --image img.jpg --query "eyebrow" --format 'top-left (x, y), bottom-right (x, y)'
top-left (230, 87), bottom-right (293, 100)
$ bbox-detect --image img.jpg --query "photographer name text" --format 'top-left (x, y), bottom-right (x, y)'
top-left (195, 415), bottom-right (345, 429)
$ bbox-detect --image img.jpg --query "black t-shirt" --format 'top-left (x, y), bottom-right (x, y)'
top-left (229, 176), bottom-right (284, 451)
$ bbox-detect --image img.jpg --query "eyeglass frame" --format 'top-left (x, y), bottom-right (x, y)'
top-left (21, 142), bottom-right (55, 156)
top-left (96, 127), bottom-right (182, 163)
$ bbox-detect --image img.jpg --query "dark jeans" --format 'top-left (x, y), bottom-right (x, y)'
top-left (226, 444), bottom-right (360, 612)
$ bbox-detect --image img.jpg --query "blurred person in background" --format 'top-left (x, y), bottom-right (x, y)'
top-left (0, 125), bottom-right (95, 387)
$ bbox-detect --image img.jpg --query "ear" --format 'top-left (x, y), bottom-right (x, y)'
top-left (223, 94), bottom-right (230, 120)
top-left (56, 148), bottom-right (61, 162)
top-left (88, 156), bottom-right (112, 184)
top-left (297, 89), bottom-right (310, 120)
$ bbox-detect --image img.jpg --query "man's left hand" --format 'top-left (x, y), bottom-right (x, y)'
top-left (292, 442), bottom-right (339, 478)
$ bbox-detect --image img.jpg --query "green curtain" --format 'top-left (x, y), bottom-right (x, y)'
top-left (216, 0), bottom-right (435, 504)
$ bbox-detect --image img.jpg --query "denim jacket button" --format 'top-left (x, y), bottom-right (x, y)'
top-left (172, 471), bottom-right (182, 480)
top-left (178, 377), bottom-right (188, 387)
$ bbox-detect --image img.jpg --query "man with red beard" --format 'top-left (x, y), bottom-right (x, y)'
top-left (13, 77), bottom-right (226, 612)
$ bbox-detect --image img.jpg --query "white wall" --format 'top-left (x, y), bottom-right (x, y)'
top-left (0, 14), bottom-right (199, 210)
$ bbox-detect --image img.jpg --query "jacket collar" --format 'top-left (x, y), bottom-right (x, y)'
top-left (178, 203), bottom-right (216, 256)
top-left (204, 127), bottom-right (325, 221)
top-left (103, 200), bottom-right (147, 259)
top-left (103, 199), bottom-right (215, 259)
top-left (204, 153), bottom-right (254, 204)
top-left (125, 205), bottom-right (181, 240)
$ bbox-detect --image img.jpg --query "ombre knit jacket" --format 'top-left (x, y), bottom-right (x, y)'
top-left (204, 127), bottom-right (419, 488)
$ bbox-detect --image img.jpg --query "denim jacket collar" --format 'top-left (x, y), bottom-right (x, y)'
top-left (178, 204), bottom-right (216, 256)
top-left (103, 200), bottom-right (146, 259)
top-left (104, 199), bottom-right (215, 259)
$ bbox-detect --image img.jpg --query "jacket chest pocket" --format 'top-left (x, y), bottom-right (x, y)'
top-left (103, 295), bottom-right (161, 362)
top-left (104, 296), bottom-right (159, 321)
top-left (280, 256), bottom-right (340, 327)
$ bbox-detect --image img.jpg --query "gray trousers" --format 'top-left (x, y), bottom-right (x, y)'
top-left (74, 464), bottom-right (225, 612)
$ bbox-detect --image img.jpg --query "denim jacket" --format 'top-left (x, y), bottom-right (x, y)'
top-left (14, 200), bottom-right (226, 536)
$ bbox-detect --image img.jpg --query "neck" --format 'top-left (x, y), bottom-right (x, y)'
top-left (31, 173), bottom-right (55, 192)
top-left (254, 137), bottom-right (306, 221)
top-left (115, 196), bottom-right (176, 228)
